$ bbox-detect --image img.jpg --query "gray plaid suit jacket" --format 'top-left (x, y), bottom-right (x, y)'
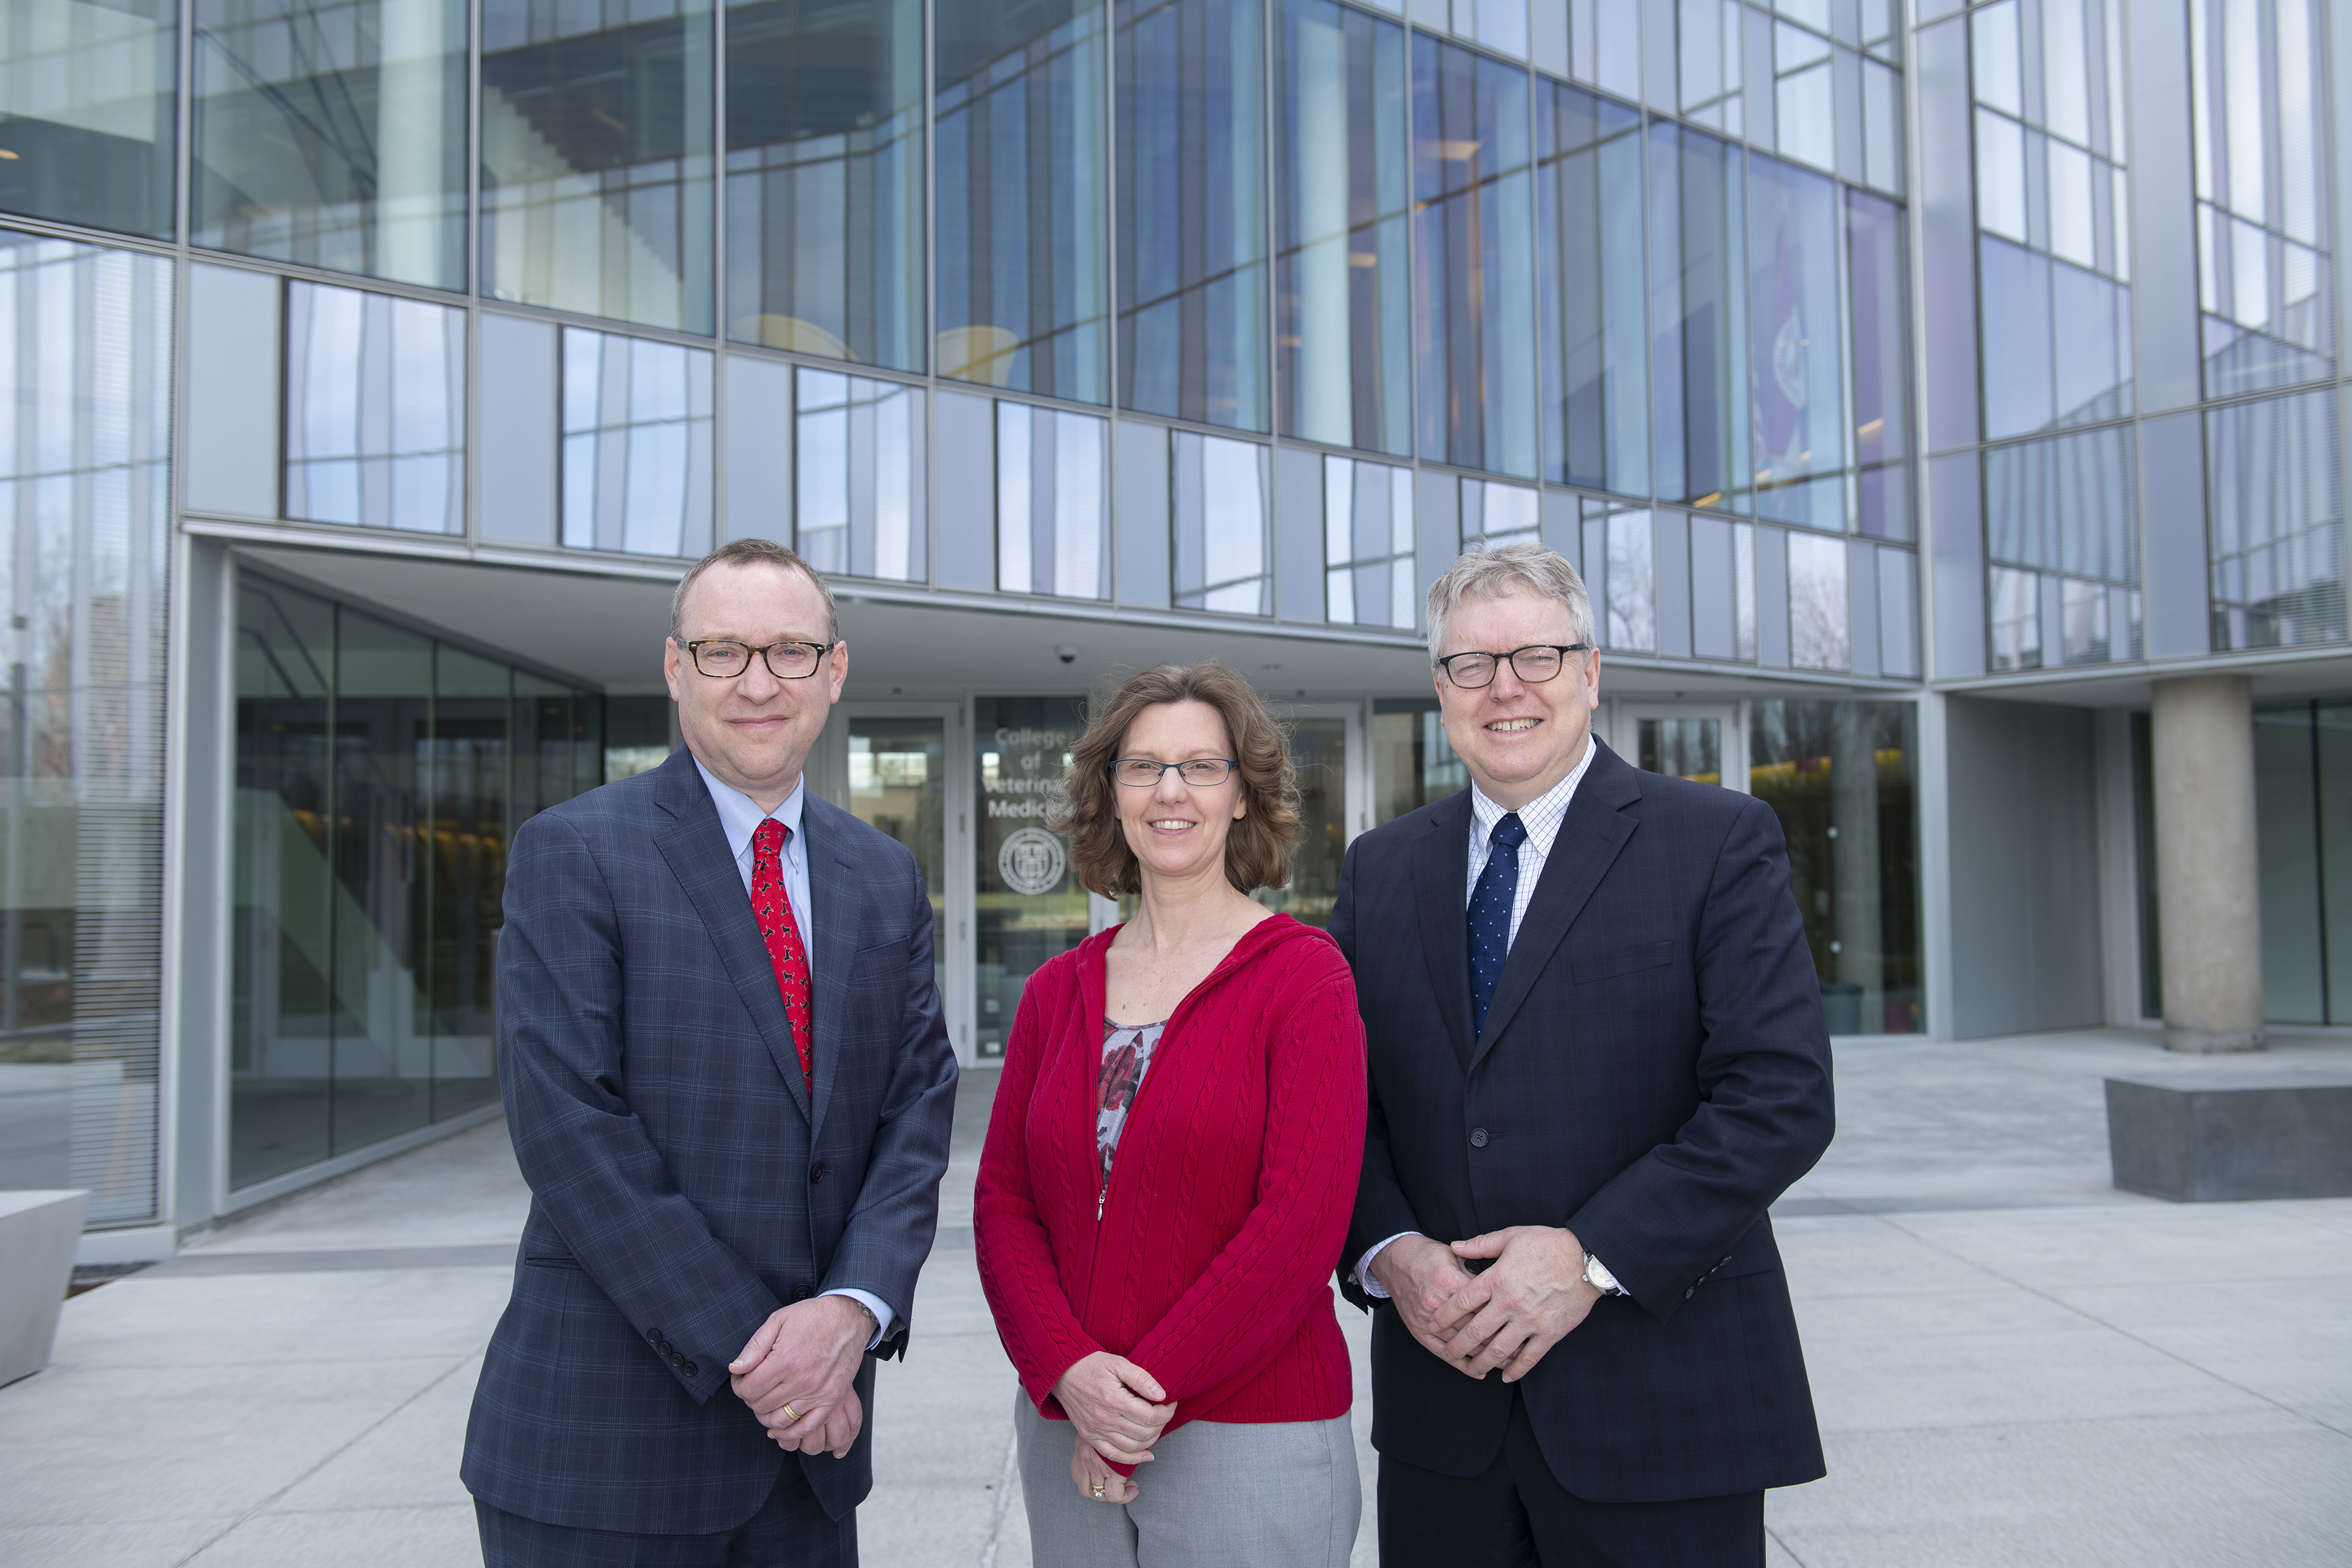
top-left (1335, 738), bottom-right (1833, 1503)
top-left (461, 744), bottom-right (958, 1534)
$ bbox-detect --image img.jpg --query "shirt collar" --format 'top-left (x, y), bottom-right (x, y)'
top-left (1469, 734), bottom-right (1595, 860)
top-left (691, 753), bottom-right (806, 862)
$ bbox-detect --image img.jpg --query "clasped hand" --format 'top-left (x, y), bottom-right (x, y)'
top-left (728, 1296), bottom-right (873, 1458)
top-left (1053, 1350), bottom-right (1175, 1503)
top-left (1370, 1227), bottom-right (1603, 1382)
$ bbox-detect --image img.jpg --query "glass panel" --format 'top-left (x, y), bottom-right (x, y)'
top-left (996, 402), bottom-right (1108, 598)
top-left (1413, 33), bottom-right (1537, 477)
top-left (2253, 702), bottom-right (2325, 1022)
top-left (1119, 0), bottom-right (1267, 431)
top-left (1540, 79), bottom-right (1646, 497)
top-left (1323, 455), bottom-right (1416, 629)
top-left (480, 0), bottom-right (715, 333)
top-left (193, 0), bottom-right (467, 289)
top-left (231, 579), bottom-right (336, 1187)
top-left (1648, 121), bottom-right (1748, 511)
top-left (1605, 509), bottom-right (1654, 651)
top-left (2208, 387), bottom-right (2345, 649)
top-left (975, 698), bottom-right (1086, 1057)
top-left (1678, 0), bottom-right (1741, 120)
top-left (1569, 0), bottom-right (1641, 100)
top-left (604, 694), bottom-right (670, 780)
top-left (1848, 188), bottom-right (1910, 540)
top-left (1275, 0), bottom-right (1410, 455)
top-left (425, 645), bottom-right (507, 1120)
top-left (935, 1), bottom-right (1107, 402)
top-left (1988, 564), bottom-right (2040, 669)
top-left (724, 0), bottom-right (923, 370)
top-left (1259, 715), bottom-right (1345, 927)
top-left (0, 0), bottom-right (176, 238)
top-left (285, 281), bottom-right (466, 534)
top-left (1459, 478), bottom-right (1539, 549)
top-left (1371, 698), bottom-right (1463, 825)
top-left (1746, 151), bottom-right (1844, 529)
top-left (0, 232), bottom-right (171, 1220)
top-left (561, 327), bottom-right (715, 558)
top-left (1748, 700), bottom-right (1919, 1033)
top-left (1786, 528), bottom-right (1848, 668)
top-left (1171, 431), bottom-right (1271, 613)
top-left (1772, 32), bottom-right (1833, 172)
top-left (847, 715), bottom-right (945, 1001)
top-left (1637, 717), bottom-right (1722, 783)
top-left (2319, 699), bottom-right (2352, 1023)
top-left (515, 673), bottom-right (583, 812)
top-left (1861, 57), bottom-right (1901, 193)
top-left (794, 368), bottom-right (925, 581)
top-left (327, 608), bottom-right (432, 1155)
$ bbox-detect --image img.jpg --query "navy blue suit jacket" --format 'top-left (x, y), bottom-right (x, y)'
top-left (1332, 739), bottom-right (1832, 1503)
top-left (462, 745), bottom-right (958, 1533)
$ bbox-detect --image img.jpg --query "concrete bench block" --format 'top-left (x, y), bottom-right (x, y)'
top-left (1, 1190), bottom-right (90, 1386)
top-left (2105, 1077), bottom-right (2352, 1201)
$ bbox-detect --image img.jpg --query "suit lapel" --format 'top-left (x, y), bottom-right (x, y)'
top-left (651, 750), bottom-right (812, 1122)
top-left (800, 794), bottom-right (866, 1143)
top-left (1411, 791), bottom-right (1477, 1071)
top-left (1470, 742), bottom-right (1644, 1073)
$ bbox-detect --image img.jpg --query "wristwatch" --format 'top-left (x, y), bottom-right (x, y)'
top-left (1582, 1252), bottom-right (1626, 1296)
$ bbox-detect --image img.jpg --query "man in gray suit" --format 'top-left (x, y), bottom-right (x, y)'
top-left (463, 539), bottom-right (958, 1566)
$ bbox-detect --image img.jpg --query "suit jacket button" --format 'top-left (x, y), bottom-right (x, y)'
top-left (809, 1162), bottom-right (828, 1184)
top-left (1469, 1128), bottom-right (1489, 1147)
top-left (682, 1362), bottom-right (697, 1377)
top-left (793, 1284), bottom-right (813, 1301)
top-left (645, 1328), bottom-right (662, 1345)
top-left (1684, 1287), bottom-right (1695, 1299)
top-left (668, 1352), bottom-right (682, 1367)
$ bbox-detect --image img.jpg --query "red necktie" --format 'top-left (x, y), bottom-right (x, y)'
top-left (750, 819), bottom-right (813, 1093)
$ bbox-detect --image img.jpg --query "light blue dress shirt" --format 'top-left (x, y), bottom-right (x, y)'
top-left (692, 757), bottom-right (894, 1349)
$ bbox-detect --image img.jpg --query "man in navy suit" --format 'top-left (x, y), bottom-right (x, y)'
top-left (1331, 542), bottom-right (1834, 1566)
top-left (463, 538), bottom-right (958, 1566)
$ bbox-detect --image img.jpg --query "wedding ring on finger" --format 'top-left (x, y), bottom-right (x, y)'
top-left (780, 1404), bottom-right (797, 1424)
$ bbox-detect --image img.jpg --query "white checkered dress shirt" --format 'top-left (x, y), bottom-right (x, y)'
top-left (1465, 737), bottom-right (1597, 951)
top-left (1356, 735), bottom-right (1605, 1301)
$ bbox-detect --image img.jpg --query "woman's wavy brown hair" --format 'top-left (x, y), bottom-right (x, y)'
top-left (1053, 663), bottom-right (1302, 898)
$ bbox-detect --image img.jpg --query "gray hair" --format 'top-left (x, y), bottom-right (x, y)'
top-left (670, 537), bottom-right (841, 644)
top-left (1425, 541), bottom-right (1597, 661)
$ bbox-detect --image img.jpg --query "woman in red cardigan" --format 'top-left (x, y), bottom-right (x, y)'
top-left (975, 662), bottom-right (1367, 1567)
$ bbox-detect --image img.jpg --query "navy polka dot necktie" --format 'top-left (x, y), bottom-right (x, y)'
top-left (1467, 812), bottom-right (1527, 1041)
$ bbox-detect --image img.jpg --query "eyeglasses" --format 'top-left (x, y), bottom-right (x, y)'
top-left (1111, 758), bottom-right (1240, 788)
top-left (678, 638), bottom-right (835, 679)
top-left (1435, 644), bottom-right (1595, 689)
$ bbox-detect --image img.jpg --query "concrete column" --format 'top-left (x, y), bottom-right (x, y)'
top-left (1830, 702), bottom-right (1885, 1032)
top-left (2151, 675), bottom-right (2266, 1053)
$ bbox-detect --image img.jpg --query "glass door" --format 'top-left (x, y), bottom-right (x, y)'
top-left (1611, 702), bottom-right (1746, 792)
top-left (841, 710), bottom-right (956, 1045)
top-left (1258, 704), bottom-right (1364, 928)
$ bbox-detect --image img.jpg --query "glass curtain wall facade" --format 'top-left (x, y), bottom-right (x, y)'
top-left (231, 574), bottom-right (603, 1190)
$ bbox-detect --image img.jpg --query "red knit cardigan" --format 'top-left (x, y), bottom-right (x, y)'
top-left (974, 915), bottom-right (1367, 1456)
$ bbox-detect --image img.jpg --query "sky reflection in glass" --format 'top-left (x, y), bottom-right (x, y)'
top-left (795, 368), bottom-right (924, 582)
top-left (561, 327), bottom-right (713, 557)
top-left (285, 281), bottom-right (465, 533)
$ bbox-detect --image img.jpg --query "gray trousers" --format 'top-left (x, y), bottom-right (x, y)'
top-left (1015, 1392), bottom-right (1360, 1568)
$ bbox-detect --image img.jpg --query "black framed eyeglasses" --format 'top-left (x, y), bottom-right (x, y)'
top-left (1435, 643), bottom-right (1595, 689)
top-left (1111, 757), bottom-right (1240, 787)
top-left (678, 638), bottom-right (836, 679)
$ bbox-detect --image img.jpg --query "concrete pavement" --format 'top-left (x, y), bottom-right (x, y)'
top-left (3, 1026), bottom-right (2349, 1566)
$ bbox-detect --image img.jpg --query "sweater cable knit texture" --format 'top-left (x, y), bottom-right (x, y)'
top-left (974, 915), bottom-right (1367, 1468)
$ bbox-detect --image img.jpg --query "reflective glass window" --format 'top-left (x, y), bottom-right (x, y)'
top-left (1748, 700), bottom-right (1921, 1033)
top-left (2190, 0), bottom-right (2332, 396)
top-left (1540, 79), bottom-right (1646, 497)
top-left (1747, 151), bottom-right (1844, 529)
top-left (0, 0), bottom-right (176, 238)
top-left (1323, 455), bottom-right (1416, 628)
top-left (1786, 527), bottom-right (1848, 668)
top-left (2208, 388), bottom-right (2345, 649)
top-left (1861, 57), bottom-right (1901, 193)
top-left (1848, 188), bottom-right (1910, 540)
top-left (794, 368), bottom-right (924, 582)
top-left (1676, 0), bottom-right (1742, 133)
top-left (1275, 0), bottom-right (1410, 455)
top-left (973, 698), bottom-right (1085, 1057)
top-left (1690, 512), bottom-right (1758, 660)
top-left (193, 0), bottom-right (466, 290)
top-left (1413, 33), bottom-right (1537, 477)
top-left (423, 645), bottom-right (508, 1120)
top-left (0, 230), bottom-right (171, 1219)
top-left (1567, 0), bottom-right (1641, 100)
top-left (1459, 478), bottom-right (1539, 550)
top-left (936, 2), bottom-right (1108, 402)
top-left (1171, 431), bottom-right (1271, 613)
top-left (1773, 21), bottom-right (1833, 172)
top-left (1119, 0), bottom-right (1267, 431)
top-left (284, 281), bottom-right (465, 534)
top-left (725, 0), bottom-right (923, 370)
top-left (996, 402), bottom-right (1108, 598)
top-left (1988, 563), bottom-right (2040, 668)
top-left (1455, 0), bottom-right (1527, 57)
top-left (480, 0), bottom-right (715, 334)
top-left (1982, 423), bottom-right (2140, 665)
top-left (561, 327), bottom-right (714, 557)
top-left (1648, 121), bottom-right (1748, 512)
top-left (1605, 509), bottom-right (1655, 651)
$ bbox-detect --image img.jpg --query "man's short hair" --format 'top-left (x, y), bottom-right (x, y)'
top-left (669, 538), bottom-right (841, 644)
top-left (1424, 541), bottom-right (1597, 661)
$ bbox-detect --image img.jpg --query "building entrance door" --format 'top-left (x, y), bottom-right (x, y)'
top-left (1610, 703), bottom-right (1747, 793)
top-left (840, 706), bottom-right (971, 1057)
top-left (1262, 704), bottom-right (1366, 928)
